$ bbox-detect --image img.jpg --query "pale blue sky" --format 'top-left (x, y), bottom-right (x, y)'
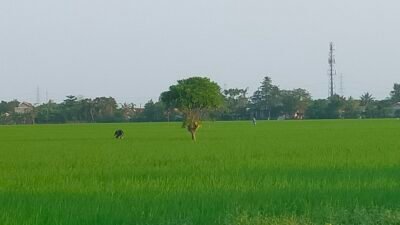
top-left (0, 0), bottom-right (399, 105)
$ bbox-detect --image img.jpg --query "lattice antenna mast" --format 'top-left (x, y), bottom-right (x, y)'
top-left (328, 42), bottom-right (336, 98)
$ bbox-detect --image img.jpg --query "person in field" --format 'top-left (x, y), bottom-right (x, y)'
top-left (252, 116), bottom-right (257, 126)
top-left (114, 129), bottom-right (124, 139)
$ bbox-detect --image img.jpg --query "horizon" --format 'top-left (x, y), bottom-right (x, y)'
top-left (0, 76), bottom-right (398, 105)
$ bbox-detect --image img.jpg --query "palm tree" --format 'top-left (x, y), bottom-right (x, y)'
top-left (360, 92), bottom-right (374, 106)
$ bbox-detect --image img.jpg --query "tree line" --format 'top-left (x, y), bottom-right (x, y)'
top-left (1, 77), bottom-right (400, 125)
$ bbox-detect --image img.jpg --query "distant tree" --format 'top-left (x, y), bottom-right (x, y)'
top-left (280, 88), bottom-right (311, 118)
top-left (221, 88), bottom-right (249, 120)
top-left (78, 98), bottom-right (96, 122)
top-left (61, 95), bottom-right (79, 121)
top-left (326, 95), bottom-right (346, 119)
top-left (251, 77), bottom-right (281, 119)
top-left (0, 101), bottom-right (8, 114)
top-left (360, 92), bottom-right (374, 106)
top-left (0, 100), bottom-right (20, 114)
top-left (395, 109), bottom-right (400, 118)
top-left (305, 99), bottom-right (329, 119)
top-left (93, 97), bottom-right (118, 122)
top-left (35, 101), bottom-right (65, 123)
top-left (374, 100), bottom-right (392, 118)
top-left (0, 113), bottom-right (13, 125)
top-left (390, 83), bottom-right (400, 103)
top-left (142, 100), bottom-right (167, 122)
top-left (120, 103), bottom-right (136, 121)
top-left (0, 100), bottom-right (19, 124)
top-left (342, 97), bottom-right (361, 119)
top-left (160, 77), bottom-right (223, 141)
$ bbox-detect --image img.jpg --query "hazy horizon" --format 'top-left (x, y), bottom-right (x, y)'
top-left (1, 0), bottom-right (399, 105)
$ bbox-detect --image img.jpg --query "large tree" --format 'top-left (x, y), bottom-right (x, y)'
top-left (35, 100), bottom-right (66, 123)
top-left (93, 97), bottom-right (118, 122)
top-left (360, 92), bottom-right (375, 118)
top-left (280, 88), bottom-right (311, 118)
top-left (360, 92), bottom-right (374, 106)
top-left (61, 95), bottom-right (79, 121)
top-left (142, 100), bottom-right (167, 122)
top-left (390, 83), bottom-right (400, 103)
top-left (306, 99), bottom-right (329, 119)
top-left (0, 100), bottom-right (20, 114)
top-left (251, 76), bottom-right (281, 120)
top-left (342, 97), bottom-right (361, 119)
top-left (326, 94), bottom-right (346, 119)
top-left (160, 77), bottom-right (223, 141)
top-left (221, 88), bottom-right (249, 120)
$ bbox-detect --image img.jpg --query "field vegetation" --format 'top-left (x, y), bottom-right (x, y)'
top-left (0, 120), bottom-right (399, 224)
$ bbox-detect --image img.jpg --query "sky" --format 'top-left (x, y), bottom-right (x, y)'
top-left (1, 0), bottom-right (399, 105)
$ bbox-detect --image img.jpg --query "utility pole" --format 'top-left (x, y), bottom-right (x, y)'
top-left (328, 42), bottom-right (336, 98)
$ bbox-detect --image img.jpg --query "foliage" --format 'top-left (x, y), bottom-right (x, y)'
top-left (395, 109), bottom-right (400, 118)
top-left (341, 97), bottom-right (361, 119)
top-left (1, 79), bottom-right (400, 124)
top-left (390, 83), bottom-right (400, 103)
top-left (326, 95), bottom-right (346, 119)
top-left (0, 100), bottom-right (20, 113)
top-left (160, 77), bottom-right (223, 113)
top-left (160, 77), bottom-right (223, 140)
top-left (140, 100), bottom-right (167, 122)
top-left (251, 77), bottom-right (282, 119)
top-left (219, 88), bottom-right (250, 120)
top-left (360, 92), bottom-right (374, 106)
top-left (305, 99), bottom-right (329, 119)
top-left (280, 88), bottom-right (312, 117)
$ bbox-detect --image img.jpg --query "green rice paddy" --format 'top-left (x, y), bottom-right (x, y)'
top-left (0, 120), bottom-right (399, 225)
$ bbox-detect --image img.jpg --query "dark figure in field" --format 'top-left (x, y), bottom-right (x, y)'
top-left (114, 129), bottom-right (124, 139)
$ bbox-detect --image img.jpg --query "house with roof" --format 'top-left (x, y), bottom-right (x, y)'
top-left (15, 102), bottom-right (34, 114)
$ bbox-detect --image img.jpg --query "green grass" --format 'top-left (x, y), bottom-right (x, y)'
top-left (0, 120), bottom-right (399, 225)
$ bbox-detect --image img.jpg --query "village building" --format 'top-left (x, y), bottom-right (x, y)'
top-left (14, 102), bottom-right (35, 124)
top-left (14, 102), bottom-right (34, 114)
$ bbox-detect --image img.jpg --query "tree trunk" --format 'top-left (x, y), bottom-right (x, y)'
top-left (190, 130), bottom-right (196, 141)
top-left (90, 109), bottom-right (95, 122)
top-left (187, 121), bottom-right (199, 141)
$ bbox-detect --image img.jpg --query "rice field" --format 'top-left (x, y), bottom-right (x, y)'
top-left (0, 120), bottom-right (399, 225)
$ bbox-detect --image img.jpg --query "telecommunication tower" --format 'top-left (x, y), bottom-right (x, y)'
top-left (328, 42), bottom-right (336, 98)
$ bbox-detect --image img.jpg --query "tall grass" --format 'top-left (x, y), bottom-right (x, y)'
top-left (0, 120), bottom-right (399, 224)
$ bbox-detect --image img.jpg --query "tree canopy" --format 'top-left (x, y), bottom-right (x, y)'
top-left (1, 77), bottom-right (399, 125)
top-left (390, 83), bottom-right (400, 103)
top-left (160, 77), bottom-right (223, 140)
top-left (160, 77), bottom-right (223, 112)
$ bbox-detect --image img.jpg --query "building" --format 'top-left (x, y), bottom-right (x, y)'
top-left (15, 102), bottom-right (34, 114)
